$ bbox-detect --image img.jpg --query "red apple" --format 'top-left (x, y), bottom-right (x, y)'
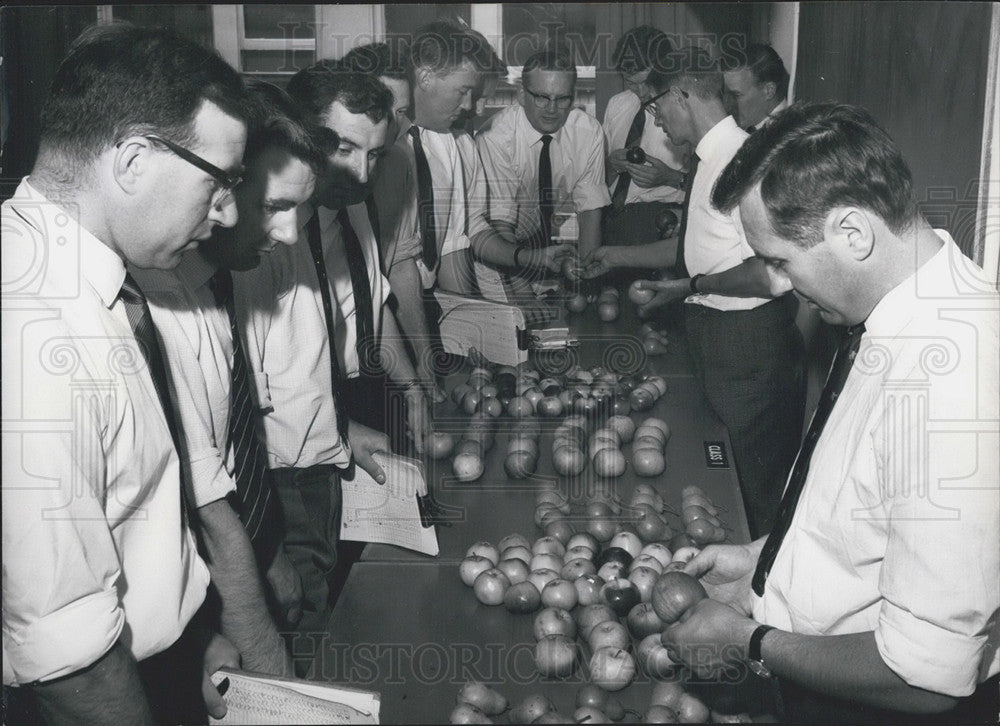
top-left (587, 620), bottom-right (630, 652)
top-left (501, 545), bottom-right (533, 565)
top-left (577, 603), bottom-right (617, 640)
top-left (564, 545), bottom-right (596, 562)
top-left (530, 553), bottom-right (564, 574)
top-left (466, 541), bottom-right (499, 565)
top-left (449, 703), bottom-right (492, 724)
top-left (640, 543), bottom-right (674, 569)
top-left (528, 568), bottom-right (560, 594)
top-left (597, 561), bottom-right (626, 583)
top-left (567, 532), bottom-right (600, 554)
top-left (533, 606), bottom-right (577, 640)
top-left (561, 558), bottom-right (597, 581)
top-left (459, 555), bottom-right (494, 587)
top-left (651, 571), bottom-right (707, 624)
top-left (573, 573), bottom-right (605, 606)
top-left (544, 518), bottom-right (576, 545)
top-left (504, 581), bottom-right (541, 614)
top-left (627, 602), bottom-right (664, 640)
top-left (473, 568), bottom-right (511, 606)
top-left (609, 531), bottom-right (642, 558)
top-left (541, 578), bottom-right (579, 610)
top-left (497, 557), bottom-right (530, 585)
top-left (628, 565), bottom-right (661, 603)
top-left (630, 553), bottom-right (665, 574)
top-left (600, 578), bottom-right (641, 616)
top-left (532, 535), bottom-right (567, 558)
top-left (535, 634), bottom-right (577, 678)
top-left (677, 693), bottom-right (710, 723)
top-left (588, 647), bottom-right (636, 692)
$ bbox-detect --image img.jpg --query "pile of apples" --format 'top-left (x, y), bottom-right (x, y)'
top-left (628, 374), bottom-right (667, 412)
top-left (639, 323), bottom-right (670, 356)
top-left (679, 485), bottom-right (728, 546)
top-left (645, 680), bottom-right (752, 723)
top-left (596, 287), bottom-right (620, 322)
top-left (631, 417), bottom-right (669, 478)
top-left (451, 412), bottom-right (496, 482)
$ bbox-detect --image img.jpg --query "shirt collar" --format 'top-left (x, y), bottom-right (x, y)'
top-left (695, 115), bottom-right (743, 163)
top-left (518, 107), bottom-right (561, 147)
top-left (865, 230), bottom-right (955, 338)
top-left (317, 204), bottom-right (341, 233)
top-left (18, 179), bottom-right (125, 309)
top-left (174, 249), bottom-right (218, 289)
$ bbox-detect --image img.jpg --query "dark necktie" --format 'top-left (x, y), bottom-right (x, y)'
top-left (408, 126), bottom-right (437, 270)
top-left (611, 107), bottom-right (646, 211)
top-left (538, 134), bottom-right (554, 246)
top-left (118, 272), bottom-right (187, 516)
top-left (306, 212), bottom-right (350, 441)
top-left (338, 208), bottom-right (377, 377)
top-left (752, 323), bottom-right (867, 595)
top-left (211, 269), bottom-right (279, 554)
top-left (673, 153), bottom-right (700, 278)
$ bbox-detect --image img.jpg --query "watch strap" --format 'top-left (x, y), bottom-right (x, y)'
top-left (749, 624), bottom-right (775, 663)
top-left (689, 273), bottom-right (705, 294)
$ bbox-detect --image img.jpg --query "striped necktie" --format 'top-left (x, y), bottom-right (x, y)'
top-left (211, 269), bottom-right (279, 556)
top-left (752, 323), bottom-right (867, 595)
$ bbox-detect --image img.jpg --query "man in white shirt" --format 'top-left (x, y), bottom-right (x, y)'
top-left (373, 20), bottom-right (501, 394)
top-left (132, 82), bottom-right (323, 677)
top-left (476, 48), bottom-right (607, 271)
top-left (603, 26), bottom-right (688, 254)
top-left (2, 23), bottom-right (250, 724)
top-left (723, 43), bottom-right (790, 133)
top-left (617, 48), bottom-right (806, 538)
top-left (341, 42), bottom-right (412, 146)
top-left (664, 102), bottom-right (999, 725)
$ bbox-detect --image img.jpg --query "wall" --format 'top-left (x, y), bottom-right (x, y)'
top-left (796, 1), bottom-right (992, 258)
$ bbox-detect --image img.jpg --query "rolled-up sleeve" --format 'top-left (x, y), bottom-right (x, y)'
top-left (571, 123), bottom-right (612, 213)
top-left (873, 382), bottom-right (1000, 697)
top-left (374, 142), bottom-right (420, 273)
top-left (2, 378), bottom-right (126, 684)
top-left (476, 124), bottom-right (519, 228)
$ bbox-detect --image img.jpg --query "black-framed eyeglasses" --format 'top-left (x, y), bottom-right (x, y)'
top-left (144, 134), bottom-right (243, 206)
top-left (642, 87), bottom-right (687, 115)
top-left (524, 88), bottom-right (574, 110)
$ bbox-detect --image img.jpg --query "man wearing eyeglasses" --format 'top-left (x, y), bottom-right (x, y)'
top-left (2, 23), bottom-right (251, 725)
top-left (624, 47), bottom-right (805, 540)
top-left (602, 27), bottom-right (688, 253)
top-left (475, 48), bottom-right (610, 272)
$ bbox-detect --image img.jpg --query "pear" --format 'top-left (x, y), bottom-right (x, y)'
top-left (509, 693), bottom-right (555, 723)
top-left (457, 682), bottom-right (508, 716)
top-left (450, 703), bottom-right (493, 724)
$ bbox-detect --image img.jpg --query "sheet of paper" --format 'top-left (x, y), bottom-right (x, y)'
top-left (339, 453), bottom-right (439, 556)
top-left (473, 261), bottom-right (510, 303)
top-left (434, 291), bottom-right (528, 367)
top-left (209, 668), bottom-right (379, 725)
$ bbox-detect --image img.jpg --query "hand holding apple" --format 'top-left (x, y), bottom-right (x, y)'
top-left (681, 541), bottom-right (764, 616)
top-left (659, 598), bottom-right (759, 679)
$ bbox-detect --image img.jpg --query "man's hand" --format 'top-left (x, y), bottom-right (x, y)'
top-left (265, 545), bottom-right (303, 626)
top-left (403, 386), bottom-right (430, 455)
top-left (607, 148), bottom-right (630, 175)
top-left (634, 278), bottom-right (690, 316)
top-left (623, 155), bottom-right (684, 189)
top-left (416, 357), bottom-right (447, 403)
top-left (661, 599), bottom-right (758, 679)
top-left (348, 420), bottom-right (390, 484)
top-left (201, 632), bottom-right (241, 720)
top-left (530, 244), bottom-right (576, 273)
top-left (582, 246), bottom-right (628, 279)
top-left (682, 541), bottom-right (761, 615)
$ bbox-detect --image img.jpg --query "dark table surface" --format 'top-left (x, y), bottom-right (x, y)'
top-left (312, 301), bottom-right (770, 723)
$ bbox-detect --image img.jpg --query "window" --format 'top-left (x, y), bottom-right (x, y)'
top-left (211, 5), bottom-right (318, 82)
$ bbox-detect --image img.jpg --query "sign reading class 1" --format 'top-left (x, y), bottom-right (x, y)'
top-left (703, 441), bottom-right (730, 469)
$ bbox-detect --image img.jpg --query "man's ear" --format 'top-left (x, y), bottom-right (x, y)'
top-left (112, 137), bottom-right (150, 196)
top-left (762, 81), bottom-right (777, 101)
top-left (414, 66), bottom-right (433, 91)
top-left (824, 206), bottom-right (875, 261)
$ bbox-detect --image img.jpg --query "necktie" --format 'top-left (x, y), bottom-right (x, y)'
top-left (746, 125), bottom-right (757, 134)
top-left (408, 126), bottom-right (437, 270)
top-left (673, 153), bottom-right (700, 278)
top-left (306, 212), bottom-right (350, 441)
top-left (118, 272), bottom-right (187, 517)
top-left (611, 107), bottom-right (646, 211)
top-left (211, 269), bottom-right (279, 554)
top-left (338, 208), bottom-right (377, 376)
top-left (752, 323), bottom-right (867, 595)
top-left (538, 134), bottom-right (554, 246)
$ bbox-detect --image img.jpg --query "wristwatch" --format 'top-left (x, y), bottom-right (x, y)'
top-left (689, 273), bottom-right (705, 294)
top-left (747, 624), bottom-right (776, 678)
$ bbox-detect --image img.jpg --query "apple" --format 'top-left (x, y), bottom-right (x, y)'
top-left (523, 387), bottom-right (544, 410)
top-left (561, 558), bottom-right (597, 581)
top-left (595, 546), bottom-right (633, 570)
top-left (588, 647), bottom-right (636, 692)
top-left (651, 571), bottom-right (707, 624)
top-left (535, 634), bottom-right (577, 678)
top-left (501, 545), bottom-right (533, 565)
top-left (564, 545), bottom-right (596, 562)
top-left (596, 561), bottom-right (626, 583)
top-left (456, 681), bottom-right (508, 716)
top-left (628, 280), bottom-right (657, 305)
top-left (593, 449), bottom-right (627, 478)
top-left (504, 581), bottom-right (542, 614)
top-left (630, 553), bottom-right (665, 574)
top-left (573, 706), bottom-right (609, 724)
top-left (587, 620), bottom-right (630, 652)
top-left (461, 390), bottom-right (483, 415)
top-left (635, 510), bottom-right (670, 543)
top-left (637, 632), bottom-right (679, 679)
top-left (587, 517), bottom-right (617, 544)
top-left (499, 533), bottom-right (531, 552)
top-left (533, 606), bottom-right (577, 640)
top-left (575, 683), bottom-right (608, 711)
top-left (606, 415), bottom-right (635, 444)
top-left (682, 504), bottom-right (720, 526)
top-left (497, 558), bottom-right (530, 585)
top-left (504, 451), bottom-right (537, 479)
top-left (609, 531), bottom-right (643, 558)
top-left (541, 578), bottom-right (579, 610)
top-left (629, 387), bottom-right (655, 412)
top-left (506, 396), bottom-right (534, 418)
top-left (480, 397), bottom-right (503, 418)
top-left (449, 703), bottom-right (492, 724)
top-left (539, 507), bottom-right (568, 530)
top-left (633, 449), bottom-right (666, 478)
top-left (530, 553), bottom-right (564, 574)
top-left (634, 425), bottom-right (666, 444)
top-left (600, 578), bottom-right (641, 616)
top-left (567, 532), bottom-right (600, 554)
top-left (552, 445), bottom-right (587, 477)
top-left (671, 546), bottom-right (701, 564)
top-left (454, 439), bottom-right (484, 458)
top-left (567, 293), bottom-right (587, 313)
top-left (459, 555), bottom-right (495, 587)
top-left (451, 383), bottom-right (473, 405)
top-left (537, 396), bottom-right (564, 418)
top-left (536, 488), bottom-right (569, 510)
top-left (473, 568), bottom-right (511, 606)
top-left (669, 532), bottom-right (695, 551)
top-left (528, 568), bottom-right (560, 594)
top-left (627, 602), bottom-right (663, 640)
top-left (573, 573), bottom-right (605, 606)
top-left (598, 302), bottom-right (619, 322)
top-left (577, 603), bottom-right (617, 640)
top-left (645, 705), bottom-right (680, 724)
top-left (686, 518), bottom-right (726, 546)
top-left (640, 543), bottom-right (674, 569)
top-left (585, 501), bottom-right (613, 519)
top-left (532, 536), bottom-right (567, 558)
top-left (466, 541), bottom-right (500, 565)
top-left (428, 432), bottom-right (456, 460)
top-left (628, 565), bottom-right (660, 603)
top-left (509, 694), bottom-right (556, 724)
top-left (534, 504), bottom-right (560, 528)
top-left (650, 680), bottom-right (685, 709)
top-left (453, 452), bottom-right (485, 481)
top-left (677, 693), bottom-right (710, 723)
top-left (544, 519), bottom-right (576, 545)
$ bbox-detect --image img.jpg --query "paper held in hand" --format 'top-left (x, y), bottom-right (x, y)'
top-left (434, 290), bottom-right (528, 367)
top-left (339, 452), bottom-right (439, 556)
top-left (208, 667), bottom-right (379, 725)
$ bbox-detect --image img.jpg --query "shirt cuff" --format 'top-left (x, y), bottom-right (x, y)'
top-left (876, 599), bottom-right (986, 697)
top-left (442, 233), bottom-right (471, 257)
top-left (573, 185), bottom-right (613, 214)
top-left (3, 589), bottom-right (124, 685)
top-left (489, 206), bottom-right (518, 228)
top-left (188, 450), bottom-right (237, 508)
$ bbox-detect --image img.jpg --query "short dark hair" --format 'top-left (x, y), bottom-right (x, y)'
top-left (341, 41), bottom-right (409, 81)
top-left (732, 43), bottom-right (790, 101)
top-left (39, 22), bottom-right (250, 168)
top-left (245, 81), bottom-right (329, 172)
top-left (647, 46), bottom-right (722, 102)
top-left (410, 19), bottom-right (497, 75)
top-left (286, 60), bottom-right (393, 126)
top-left (522, 48), bottom-right (577, 86)
top-left (613, 25), bottom-right (672, 75)
top-left (712, 102), bottom-right (918, 247)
